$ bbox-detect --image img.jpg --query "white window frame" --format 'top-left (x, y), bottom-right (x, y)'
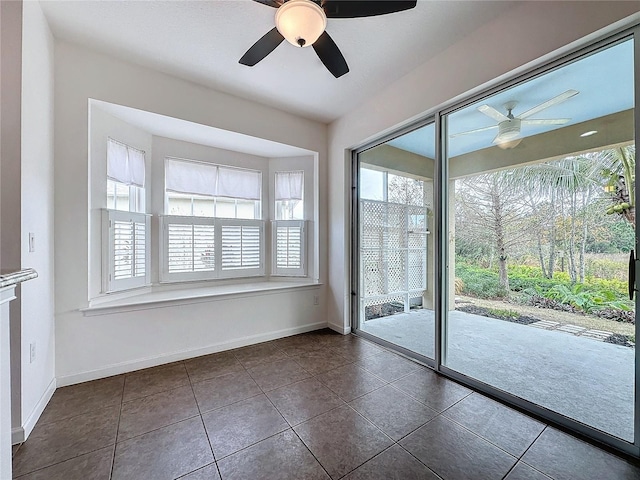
top-left (107, 178), bottom-right (145, 212)
top-left (102, 209), bottom-right (151, 293)
top-left (160, 216), bottom-right (265, 283)
top-left (272, 220), bottom-right (307, 277)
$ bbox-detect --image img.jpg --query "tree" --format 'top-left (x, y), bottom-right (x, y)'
top-left (387, 173), bottom-right (425, 206)
top-left (502, 156), bottom-right (603, 281)
top-left (456, 173), bottom-right (533, 293)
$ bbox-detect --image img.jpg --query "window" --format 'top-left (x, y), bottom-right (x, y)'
top-left (165, 158), bottom-right (261, 218)
top-left (272, 170), bottom-right (306, 276)
top-left (161, 158), bottom-right (265, 282)
top-left (103, 138), bottom-right (150, 292)
top-left (90, 102), bottom-right (318, 302)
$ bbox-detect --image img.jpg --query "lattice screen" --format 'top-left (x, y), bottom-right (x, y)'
top-left (360, 199), bottom-right (428, 318)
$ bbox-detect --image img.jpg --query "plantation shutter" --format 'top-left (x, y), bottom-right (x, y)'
top-left (160, 217), bottom-right (264, 281)
top-left (272, 220), bottom-right (306, 276)
top-left (160, 216), bottom-right (217, 282)
top-left (220, 220), bottom-right (264, 275)
top-left (103, 209), bottom-right (150, 292)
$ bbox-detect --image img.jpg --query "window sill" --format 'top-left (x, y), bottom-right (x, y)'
top-left (82, 280), bottom-right (322, 316)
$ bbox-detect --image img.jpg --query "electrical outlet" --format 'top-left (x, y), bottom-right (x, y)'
top-left (313, 295), bottom-right (319, 305)
top-left (29, 342), bottom-right (36, 364)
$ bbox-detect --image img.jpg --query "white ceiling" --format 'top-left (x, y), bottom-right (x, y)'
top-left (39, 0), bottom-right (520, 124)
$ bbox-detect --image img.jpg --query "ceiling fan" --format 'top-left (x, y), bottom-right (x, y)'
top-left (451, 89), bottom-right (580, 146)
top-left (239, 0), bottom-right (417, 78)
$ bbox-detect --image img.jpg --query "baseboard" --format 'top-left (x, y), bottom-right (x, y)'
top-left (12, 377), bottom-right (57, 444)
top-left (23, 377), bottom-right (56, 441)
top-left (328, 322), bottom-right (351, 335)
top-left (57, 321), bottom-right (327, 387)
top-left (11, 427), bottom-right (24, 445)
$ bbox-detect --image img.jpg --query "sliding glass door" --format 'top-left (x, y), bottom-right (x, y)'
top-left (355, 123), bottom-right (435, 361)
top-left (442, 37), bottom-right (636, 444)
top-left (353, 28), bottom-right (640, 455)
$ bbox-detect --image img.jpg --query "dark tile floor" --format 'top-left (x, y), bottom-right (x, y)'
top-left (11, 330), bottom-right (640, 479)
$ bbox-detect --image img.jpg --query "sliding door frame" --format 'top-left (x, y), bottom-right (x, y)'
top-left (351, 117), bottom-right (437, 369)
top-left (350, 20), bottom-right (640, 458)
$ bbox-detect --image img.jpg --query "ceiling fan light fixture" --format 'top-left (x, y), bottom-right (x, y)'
top-left (581, 130), bottom-right (598, 137)
top-left (275, 0), bottom-right (327, 48)
top-left (495, 117), bottom-right (521, 143)
top-left (496, 138), bottom-right (523, 149)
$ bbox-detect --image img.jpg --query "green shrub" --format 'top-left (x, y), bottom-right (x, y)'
top-left (456, 261), bottom-right (633, 312)
top-left (455, 263), bottom-right (508, 299)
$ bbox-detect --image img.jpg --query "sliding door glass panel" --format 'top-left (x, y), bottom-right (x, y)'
top-left (356, 124), bottom-right (435, 359)
top-left (444, 38), bottom-right (635, 441)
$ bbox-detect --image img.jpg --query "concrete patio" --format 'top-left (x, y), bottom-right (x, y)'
top-left (359, 309), bottom-right (635, 442)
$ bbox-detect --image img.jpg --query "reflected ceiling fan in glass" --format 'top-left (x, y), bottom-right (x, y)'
top-left (450, 89), bottom-right (579, 148)
top-left (239, 0), bottom-right (417, 78)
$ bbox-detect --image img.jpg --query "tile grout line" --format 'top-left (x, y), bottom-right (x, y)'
top-left (394, 433), bottom-right (446, 480)
top-left (186, 367), bottom-right (222, 480)
top-left (289, 424), bottom-right (334, 479)
top-left (233, 336), bottom-right (362, 479)
top-left (12, 443), bottom-right (119, 480)
top-left (435, 409), bottom-right (523, 463)
top-left (109, 369), bottom-right (131, 479)
top-left (504, 426), bottom-right (557, 480)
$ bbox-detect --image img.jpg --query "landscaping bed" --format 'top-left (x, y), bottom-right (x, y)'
top-left (456, 296), bottom-right (635, 347)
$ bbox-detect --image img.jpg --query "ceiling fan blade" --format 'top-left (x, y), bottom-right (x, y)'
top-left (518, 89), bottom-right (579, 119)
top-left (313, 31), bottom-right (349, 78)
top-left (322, 0), bottom-right (417, 18)
top-left (449, 125), bottom-right (498, 138)
top-left (521, 118), bottom-right (570, 125)
top-left (477, 104), bottom-right (509, 122)
top-left (239, 27), bottom-right (285, 67)
top-left (251, 0), bottom-right (283, 8)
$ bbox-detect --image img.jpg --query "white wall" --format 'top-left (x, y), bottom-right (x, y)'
top-left (19, 0), bottom-right (56, 440)
top-left (55, 42), bottom-right (328, 384)
top-left (327, 2), bottom-right (640, 332)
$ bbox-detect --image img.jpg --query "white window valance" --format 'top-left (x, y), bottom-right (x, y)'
top-left (165, 159), bottom-right (261, 201)
top-left (165, 158), bottom-right (218, 197)
top-left (217, 166), bottom-right (262, 201)
top-left (107, 138), bottom-right (145, 188)
top-left (275, 171), bottom-right (304, 201)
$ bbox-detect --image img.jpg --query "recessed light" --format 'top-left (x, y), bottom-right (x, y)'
top-left (580, 130), bottom-right (598, 137)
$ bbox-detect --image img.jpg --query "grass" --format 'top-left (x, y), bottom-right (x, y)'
top-left (486, 308), bottom-right (520, 320)
top-left (459, 294), bottom-right (635, 336)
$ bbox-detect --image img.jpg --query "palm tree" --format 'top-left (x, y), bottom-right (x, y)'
top-left (600, 145), bottom-right (635, 228)
top-left (501, 156), bottom-right (601, 282)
